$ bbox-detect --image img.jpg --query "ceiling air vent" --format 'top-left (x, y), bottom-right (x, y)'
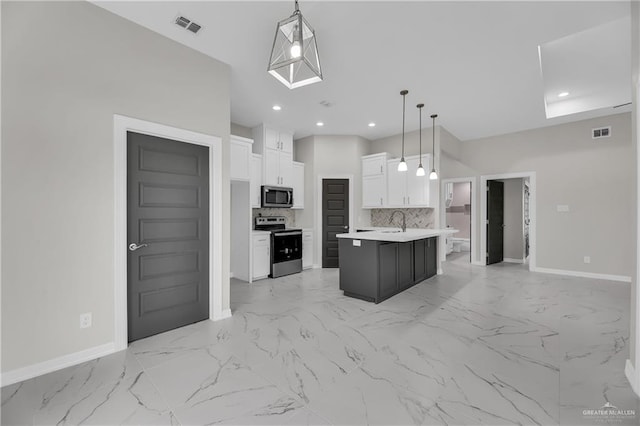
top-left (592, 126), bottom-right (611, 139)
top-left (174, 15), bottom-right (202, 35)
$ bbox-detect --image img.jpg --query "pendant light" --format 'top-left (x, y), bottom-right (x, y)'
top-left (267, 0), bottom-right (322, 89)
top-left (429, 114), bottom-right (439, 180)
top-left (398, 90), bottom-right (408, 172)
top-left (416, 103), bottom-right (425, 176)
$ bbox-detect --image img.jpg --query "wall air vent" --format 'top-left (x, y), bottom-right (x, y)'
top-left (592, 126), bottom-right (611, 139)
top-left (174, 15), bottom-right (202, 35)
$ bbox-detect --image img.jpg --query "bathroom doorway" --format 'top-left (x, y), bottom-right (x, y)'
top-left (442, 178), bottom-right (475, 265)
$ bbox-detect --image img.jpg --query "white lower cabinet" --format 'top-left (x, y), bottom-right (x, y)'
top-left (302, 230), bottom-right (313, 269)
top-left (252, 233), bottom-right (270, 280)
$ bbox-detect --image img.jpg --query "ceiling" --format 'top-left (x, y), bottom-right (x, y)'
top-left (93, 1), bottom-right (632, 141)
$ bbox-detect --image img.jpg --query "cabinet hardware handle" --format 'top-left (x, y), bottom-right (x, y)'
top-left (380, 165), bottom-right (383, 173)
top-left (408, 196), bottom-right (410, 204)
top-left (380, 197), bottom-right (383, 205)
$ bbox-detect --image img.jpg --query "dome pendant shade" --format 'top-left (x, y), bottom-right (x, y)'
top-left (398, 158), bottom-right (408, 171)
top-left (416, 164), bottom-right (426, 176)
top-left (429, 169), bottom-right (438, 180)
top-left (267, 1), bottom-right (322, 89)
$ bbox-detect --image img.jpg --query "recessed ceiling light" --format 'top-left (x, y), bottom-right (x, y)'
top-left (368, 122), bottom-right (376, 127)
top-left (558, 92), bottom-right (570, 98)
top-left (316, 122), bottom-right (324, 127)
top-left (272, 105), bottom-right (282, 111)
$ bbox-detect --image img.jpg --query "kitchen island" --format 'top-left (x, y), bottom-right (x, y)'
top-left (336, 228), bottom-right (457, 303)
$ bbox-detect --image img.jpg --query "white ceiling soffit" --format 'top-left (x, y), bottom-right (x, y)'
top-left (540, 17), bottom-right (631, 120)
top-left (92, 1), bottom-right (632, 141)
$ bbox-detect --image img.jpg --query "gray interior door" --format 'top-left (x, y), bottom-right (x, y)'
top-left (322, 179), bottom-right (349, 268)
top-left (127, 131), bottom-right (209, 342)
top-left (486, 180), bottom-right (504, 265)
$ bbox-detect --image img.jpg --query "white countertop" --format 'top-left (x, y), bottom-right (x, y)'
top-left (252, 230), bottom-right (271, 236)
top-left (337, 228), bottom-right (458, 242)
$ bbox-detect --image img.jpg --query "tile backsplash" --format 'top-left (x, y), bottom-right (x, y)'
top-left (370, 208), bottom-right (435, 229)
top-left (252, 208), bottom-right (296, 228)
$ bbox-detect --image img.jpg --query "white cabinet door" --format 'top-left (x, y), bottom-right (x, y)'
top-left (263, 148), bottom-right (280, 186)
top-left (252, 234), bottom-right (270, 280)
top-left (279, 131), bottom-right (293, 153)
top-left (406, 157), bottom-right (427, 206)
top-left (230, 138), bottom-right (251, 180)
top-left (250, 154), bottom-right (262, 208)
top-left (279, 151), bottom-right (293, 187)
top-left (387, 159), bottom-right (407, 207)
top-left (363, 175), bottom-right (385, 208)
top-left (302, 231), bottom-right (313, 269)
top-left (264, 127), bottom-right (280, 150)
top-left (362, 155), bottom-right (385, 177)
top-left (292, 162), bottom-right (304, 209)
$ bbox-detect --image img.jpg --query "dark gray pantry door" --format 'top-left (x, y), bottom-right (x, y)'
top-left (322, 179), bottom-right (349, 268)
top-left (127, 131), bottom-right (209, 342)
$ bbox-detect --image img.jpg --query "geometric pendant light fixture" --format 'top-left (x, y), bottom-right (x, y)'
top-left (416, 103), bottom-right (426, 176)
top-left (398, 90), bottom-right (409, 172)
top-left (267, 0), bottom-right (323, 89)
top-left (429, 114), bottom-right (439, 180)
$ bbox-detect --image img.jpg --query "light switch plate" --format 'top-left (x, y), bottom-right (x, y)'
top-left (353, 240), bottom-right (361, 247)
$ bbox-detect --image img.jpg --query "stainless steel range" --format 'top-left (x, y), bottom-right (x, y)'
top-left (254, 216), bottom-right (302, 278)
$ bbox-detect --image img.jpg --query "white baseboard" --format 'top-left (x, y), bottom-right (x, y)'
top-left (1, 342), bottom-right (116, 387)
top-left (503, 258), bottom-right (524, 264)
top-left (532, 266), bottom-right (631, 283)
top-left (626, 359), bottom-right (640, 397)
top-left (213, 309), bottom-right (232, 321)
top-left (471, 261), bottom-right (485, 266)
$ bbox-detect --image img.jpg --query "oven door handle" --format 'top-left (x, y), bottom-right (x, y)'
top-left (275, 231), bottom-right (302, 237)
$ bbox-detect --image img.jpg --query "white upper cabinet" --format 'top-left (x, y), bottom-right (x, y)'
top-left (292, 161), bottom-right (305, 209)
top-left (362, 153), bottom-right (387, 177)
top-left (250, 153), bottom-right (262, 208)
top-left (253, 124), bottom-right (295, 187)
top-left (386, 154), bottom-right (432, 208)
top-left (230, 135), bottom-right (253, 181)
top-left (361, 153), bottom-right (388, 209)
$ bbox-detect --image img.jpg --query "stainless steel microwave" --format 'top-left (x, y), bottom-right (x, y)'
top-left (261, 186), bottom-right (293, 208)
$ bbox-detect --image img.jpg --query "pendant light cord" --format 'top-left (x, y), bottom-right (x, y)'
top-left (431, 114), bottom-right (437, 168)
top-left (400, 90), bottom-right (408, 160)
top-left (417, 104), bottom-right (424, 162)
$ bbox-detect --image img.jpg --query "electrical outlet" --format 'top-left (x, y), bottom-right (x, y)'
top-left (80, 312), bottom-right (92, 329)
top-left (584, 256), bottom-right (591, 264)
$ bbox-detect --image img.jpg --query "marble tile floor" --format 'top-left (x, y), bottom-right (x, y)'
top-left (2, 261), bottom-right (639, 425)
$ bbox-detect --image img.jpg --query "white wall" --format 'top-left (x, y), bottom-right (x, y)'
top-left (231, 123), bottom-right (253, 140)
top-left (501, 179), bottom-right (524, 261)
top-left (456, 113), bottom-right (634, 276)
top-left (293, 135), bottom-right (370, 266)
top-left (2, 2), bottom-right (231, 373)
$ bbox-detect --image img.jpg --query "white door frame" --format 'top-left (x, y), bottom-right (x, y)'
top-left (480, 171), bottom-right (536, 270)
top-left (316, 175), bottom-right (354, 268)
top-left (113, 114), bottom-right (225, 351)
top-left (440, 177), bottom-right (478, 264)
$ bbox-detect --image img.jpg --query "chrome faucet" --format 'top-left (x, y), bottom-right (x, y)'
top-left (389, 211), bottom-right (406, 232)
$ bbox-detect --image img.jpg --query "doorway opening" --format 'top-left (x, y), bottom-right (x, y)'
top-left (443, 181), bottom-right (472, 264)
top-left (481, 172), bottom-right (536, 270)
top-left (441, 177), bottom-right (477, 265)
top-left (113, 115), bottom-right (225, 351)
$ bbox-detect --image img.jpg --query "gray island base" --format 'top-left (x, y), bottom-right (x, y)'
top-left (336, 229), bottom-right (457, 303)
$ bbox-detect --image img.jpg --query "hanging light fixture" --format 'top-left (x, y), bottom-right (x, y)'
top-left (267, 0), bottom-right (322, 89)
top-left (398, 90), bottom-right (409, 172)
top-left (429, 114), bottom-right (439, 180)
top-left (416, 103), bottom-right (425, 176)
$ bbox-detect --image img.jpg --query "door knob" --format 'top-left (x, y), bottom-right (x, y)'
top-left (128, 243), bottom-right (148, 251)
